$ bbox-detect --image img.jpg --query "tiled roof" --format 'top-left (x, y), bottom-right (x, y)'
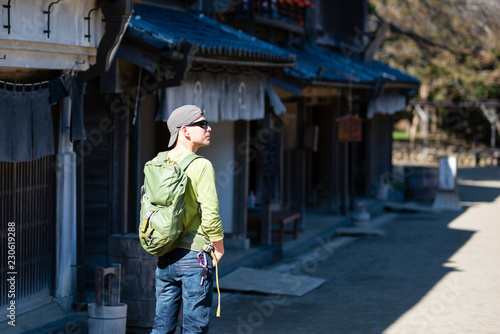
top-left (284, 44), bottom-right (420, 85)
top-left (127, 4), bottom-right (296, 63)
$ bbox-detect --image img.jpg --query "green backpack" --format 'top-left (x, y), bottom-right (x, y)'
top-left (139, 152), bottom-right (200, 256)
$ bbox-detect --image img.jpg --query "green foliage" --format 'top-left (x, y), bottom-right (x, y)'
top-left (392, 130), bottom-right (410, 141)
top-left (369, 0), bottom-right (500, 101)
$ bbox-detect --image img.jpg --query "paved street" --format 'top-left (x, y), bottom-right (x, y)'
top-left (209, 167), bottom-right (500, 334)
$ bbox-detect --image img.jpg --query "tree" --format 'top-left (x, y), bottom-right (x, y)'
top-left (368, 0), bottom-right (500, 101)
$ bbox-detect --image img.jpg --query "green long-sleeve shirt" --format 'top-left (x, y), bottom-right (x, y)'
top-left (166, 148), bottom-right (224, 244)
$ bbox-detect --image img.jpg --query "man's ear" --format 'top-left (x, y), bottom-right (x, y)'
top-left (180, 126), bottom-right (191, 140)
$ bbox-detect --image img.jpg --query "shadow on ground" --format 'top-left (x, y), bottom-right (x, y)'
top-left (458, 167), bottom-right (500, 203)
top-left (209, 210), bottom-right (473, 334)
top-left (458, 184), bottom-right (500, 202)
top-left (457, 167), bottom-right (500, 181)
top-left (209, 167), bottom-right (500, 333)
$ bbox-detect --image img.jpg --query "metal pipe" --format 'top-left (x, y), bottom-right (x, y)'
top-left (43, 0), bottom-right (63, 39)
top-left (3, 0), bottom-right (12, 34)
top-left (84, 3), bottom-right (104, 43)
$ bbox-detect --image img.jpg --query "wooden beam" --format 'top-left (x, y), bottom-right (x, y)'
top-left (409, 99), bottom-right (500, 108)
top-left (301, 86), bottom-right (342, 98)
top-left (363, 23), bottom-right (389, 62)
top-left (254, 14), bottom-right (305, 35)
top-left (116, 38), bottom-right (160, 73)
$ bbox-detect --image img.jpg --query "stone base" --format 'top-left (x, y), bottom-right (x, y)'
top-left (54, 295), bottom-right (75, 312)
top-left (353, 212), bottom-right (370, 228)
top-left (224, 237), bottom-right (250, 250)
top-left (432, 191), bottom-right (462, 211)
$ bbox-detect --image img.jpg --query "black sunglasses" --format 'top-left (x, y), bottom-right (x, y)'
top-left (177, 120), bottom-right (209, 129)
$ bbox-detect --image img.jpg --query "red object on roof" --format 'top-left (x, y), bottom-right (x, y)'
top-left (277, 0), bottom-right (315, 8)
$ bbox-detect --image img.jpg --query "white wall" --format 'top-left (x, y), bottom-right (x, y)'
top-left (199, 121), bottom-right (235, 234)
top-left (0, 0), bottom-right (105, 69)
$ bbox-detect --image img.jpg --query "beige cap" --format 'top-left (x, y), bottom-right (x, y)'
top-left (167, 105), bottom-right (205, 148)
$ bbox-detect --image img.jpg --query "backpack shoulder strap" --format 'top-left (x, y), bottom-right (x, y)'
top-left (156, 151), bottom-right (169, 162)
top-left (178, 154), bottom-right (201, 171)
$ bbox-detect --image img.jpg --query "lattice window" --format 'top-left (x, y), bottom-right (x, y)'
top-left (0, 156), bottom-right (56, 315)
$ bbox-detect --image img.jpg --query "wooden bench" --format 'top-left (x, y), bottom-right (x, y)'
top-left (247, 210), bottom-right (301, 246)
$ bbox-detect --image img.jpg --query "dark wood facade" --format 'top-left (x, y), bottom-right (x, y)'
top-left (81, 77), bottom-right (133, 282)
top-left (78, 0), bottom-right (416, 283)
top-left (0, 156), bottom-right (56, 316)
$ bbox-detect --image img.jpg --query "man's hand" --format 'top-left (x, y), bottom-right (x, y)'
top-left (212, 239), bottom-right (224, 264)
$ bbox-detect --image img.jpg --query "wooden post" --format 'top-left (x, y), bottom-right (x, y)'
top-left (296, 98), bottom-right (306, 229)
top-left (232, 120), bottom-right (250, 246)
top-left (414, 104), bottom-right (429, 163)
top-left (109, 264), bottom-right (121, 306)
top-left (131, 94), bottom-right (142, 233)
top-left (336, 114), bottom-right (363, 214)
top-left (260, 205), bottom-right (272, 245)
top-left (342, 142), bottom-right (348, 215)
top-left (247, 0), bottom-right (255, 35)
top-left (113, 100), bottom-right (130, 234)
top-left (260, 110), bottom-right (272, 245)
top-left (330, 102), bottom-right (340, 213)
top-left (409, 112), bottom-right (419, 149)
top-left (349, 141), bottom-right (356, 211)
top-left (95, 264), bottom-right (121, 306)
top-left (76, 141), bottom-right (85, 304)
top-left (95, 267), bottom-right (105, 305)
top-left (480, 105), bottom-right (498, 164)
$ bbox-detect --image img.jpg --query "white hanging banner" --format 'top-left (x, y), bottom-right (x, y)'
top-left (156, 72), bottom-right (266, 123)
top-left (367, 94), bottom-right (407, 119)
top-left (266, 81), bottom-right (286, 116)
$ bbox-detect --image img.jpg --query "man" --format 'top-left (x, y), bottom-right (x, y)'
top-left (151, 105), bottom-right (224, 334)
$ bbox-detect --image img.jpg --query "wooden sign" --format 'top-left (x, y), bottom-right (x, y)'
top-left (336, 115), bottom-right (363, 142)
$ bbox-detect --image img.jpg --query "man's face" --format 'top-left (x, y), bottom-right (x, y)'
top-left (183, 116), bottom-right (211, 149)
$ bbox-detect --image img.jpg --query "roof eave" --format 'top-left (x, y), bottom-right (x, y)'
top-left (192, 56), bottom-right (297, 68)
top-left (307, 79), bottom-right (420, 91)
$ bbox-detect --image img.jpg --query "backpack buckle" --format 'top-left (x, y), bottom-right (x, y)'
top-left (145, 209), bottom-right (155, 220)
top-left (202, 243), bottom-right (214, 253)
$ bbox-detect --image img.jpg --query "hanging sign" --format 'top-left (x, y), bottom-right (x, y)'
top-left (336, 115), bottom-right (363, 142)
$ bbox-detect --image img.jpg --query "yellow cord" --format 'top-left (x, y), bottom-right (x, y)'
top-left (211, 250), bottom-right (221, 317)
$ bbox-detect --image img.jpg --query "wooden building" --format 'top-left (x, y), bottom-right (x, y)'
top-left (1, 0), bottom-right (420, 324)
top-left (0, 0), bottom-right (134, 319)
top-left (216, 0), bottom-right (420, 220)
top-left (80, 1), bottom-right (297, 285)
top-left (79, 0), bottom-right (419, 288)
